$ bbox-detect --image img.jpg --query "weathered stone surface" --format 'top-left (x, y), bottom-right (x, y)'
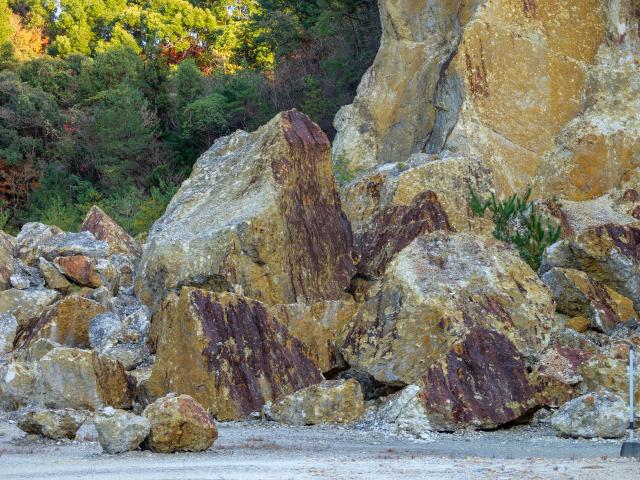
top-left (0, 288), bottom-right (60, 327)
top-left (38, 257), bottom-right (71, 292)
top-left (148, 287), bottom-right (323, 421)
top-left (270, 300), bottom-right (356, 374)
top-left (542, 267), bottom-right (637, 333)
top-left (0, 313), bottom-right (17, 354)
top-left (551, 391), bottom-right (628, 439)
top-left (82, 206), bottom-right (142, 259)
top-left (137, 110), bottom-right (355, 311)
top-left (266, 379), bottom-right (364, 426)
top-left (332, 0), bottom-right (472, 171)
top-left (54, 255), bottom-right (116, 289)
top-left (89, 308), bottom-right (150, 370)
top-left (579, 353), bottom-right (640, 415)
top-left (14, 296), bottom-right (106, 350)
top-left (143, 394), bottom-right (217, 453)
top-left (10, 271), bottom-right (30, 290)
top-left (334, 0), bottom-right (639, 201)
top-left (0, 229), bottom-right (17, 290)
top-left (374, 384), bottom-right (433, 439)
top-left (13, 223), bottom-right (63, 265)
top-left (38, 347), bottom-right (135, 410)
top-left (37, 231), bottom-right (109, 262)
top-left (566, 316), bottom-right (591, 333)
top-left (18, 409), bottom-right (87, 440)
top-left (342, 155), bottom-right (494, 242)
top-left (541, 223), bottom-right (640, 312)
top-left (534, 344), bottom-right (592, 387)
top-left (0, 361), bottom-right (36, 410)
top-left (94, 407), bottom-right (150, 454)
top-left (341, 231), bottom-right (555, 429)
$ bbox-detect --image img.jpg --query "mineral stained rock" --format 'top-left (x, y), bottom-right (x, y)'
top-left (136, 109), bottom-right (355, 311)
top-left (341, 231), bottom-right (555, 430)
top-left (143, 394), bottom-right (217, 453)
top-left (266, 379), bottom-right (365, 426)
top-left (542, 267), bottom-right (637, 333)
top-left (0, 288), bottom-right (60, 327)
top-left (82, 206), bottom-right (142, 259)
top-left (334, 0), bottom-right (639, 200)
top-left (148, 288), bottom-right (323, 421)
top-left (14, 295), bottom-right (106, 350)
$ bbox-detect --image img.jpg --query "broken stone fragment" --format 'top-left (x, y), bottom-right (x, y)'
top-left (94, 407), bottom-right (150, 454)
top-left (0, 313), bottom-right (17, 354)
top-left (148, 287), bottom-right (323, 421)
top-left (38, 257), bottom-right (71, 292)
top-left (0, 360), bottom-right (37, 410)
top-left (82, 205), bottom-right (142, 259)
top-left (541, 223), bottom-right (640, 312)
top-left (541, 267), bottom-right (637, 333)
top-left (136, 109), bottom-right (355, 311)
top-left (37, 231), bottom-right (109, 262)
top-left (0, 229), bottom-right (17, 290)
top-left (13, 223), bottom-right (63, 265)
top-left (374, 385), bottom-right (433, 439)
top-left (37, 347), bottom-right (135, 410)
top-left (14, 295), bottom-right (106, 350)
top-left (53, 255), bottom-right (117, 290)
top-left (18, 408), bottom-right (87, 440)
top-left (550, 391), bottom-right (628, 439)
top-left (143, 394), bottom-right (217, 453)
top-left (266, 379), bottom-right (365, 426)
top-left (0, 288), bottom-right (60, 327)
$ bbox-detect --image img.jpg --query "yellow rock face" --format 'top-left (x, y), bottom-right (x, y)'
top-left (270, 300), bottom-right (357, 374)
top-left (334, 0), bottom-right (639, 202)
top-left (148, 288), bottom-right (323, 421)
top-left (14, 295), bottom-right (106, 349)
top-left (38, 347), bottom-right (135, 410)
top-left (81, 205), bottom-right (142, 259)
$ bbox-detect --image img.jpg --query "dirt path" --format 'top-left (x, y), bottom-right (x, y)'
top-left (1, 420), bottom-right (638, 479)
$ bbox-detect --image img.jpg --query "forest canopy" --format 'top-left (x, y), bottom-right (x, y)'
top-left (0, 0), bottom-right (380, 235)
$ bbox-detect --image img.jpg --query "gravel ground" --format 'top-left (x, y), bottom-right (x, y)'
top-left (1, 419), bottom-right (639, 479)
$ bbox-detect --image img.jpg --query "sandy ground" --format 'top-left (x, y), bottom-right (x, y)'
top-left (1, 419), bottom-right (639, 480)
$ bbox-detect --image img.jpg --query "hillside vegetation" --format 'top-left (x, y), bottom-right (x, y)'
top-left (0, 0), bottom-right (380, 235)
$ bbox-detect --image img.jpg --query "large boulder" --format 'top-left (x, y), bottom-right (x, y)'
top-left (94, 407), bottom-right (150, 454)
top-left (37, 347), bottom-right (135, 410)
top-left (266, 379), bottom-right (364, 426)
top-left (136, 110), bottom-right (355, 311)
top-left (541, 267), bottom-right (637, 333)
top-left (18, 409), bottom-right (87, 440)
top-left (82, 206), bottom-right (142, 259)
top-left (334, 0), bottom-right (639, 200)
top-left (143, 394), bottom-right (217, 453)
top-left (148, 288), bottom-right (323, 420)
top-left (14, 296), bottom-right (106, 350)
top-left (13, 223), bottom-right (62, 265)
top-left (541, 223), bottom-right (640, 312)
top-left (341, 231), bottom-right (555, 430)
top-left (0, 288), bottom-right (60, 327)
top-left (550, 391), bottom-right (628, 439)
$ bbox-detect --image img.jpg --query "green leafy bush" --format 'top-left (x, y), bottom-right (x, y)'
top-left (469, 185), bottom-right (561, 271)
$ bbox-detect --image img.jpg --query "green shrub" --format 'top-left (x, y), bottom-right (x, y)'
top-left (469, 185), bottom-right (561, 271)
top-left (333, 153), bottom-right (360, 186)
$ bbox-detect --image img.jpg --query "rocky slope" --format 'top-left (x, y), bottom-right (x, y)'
top-left (1, 0), bottom-right (640, 451)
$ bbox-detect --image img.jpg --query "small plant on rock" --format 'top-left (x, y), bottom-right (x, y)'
top-left (469, 185), bottom-right (561, 271)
